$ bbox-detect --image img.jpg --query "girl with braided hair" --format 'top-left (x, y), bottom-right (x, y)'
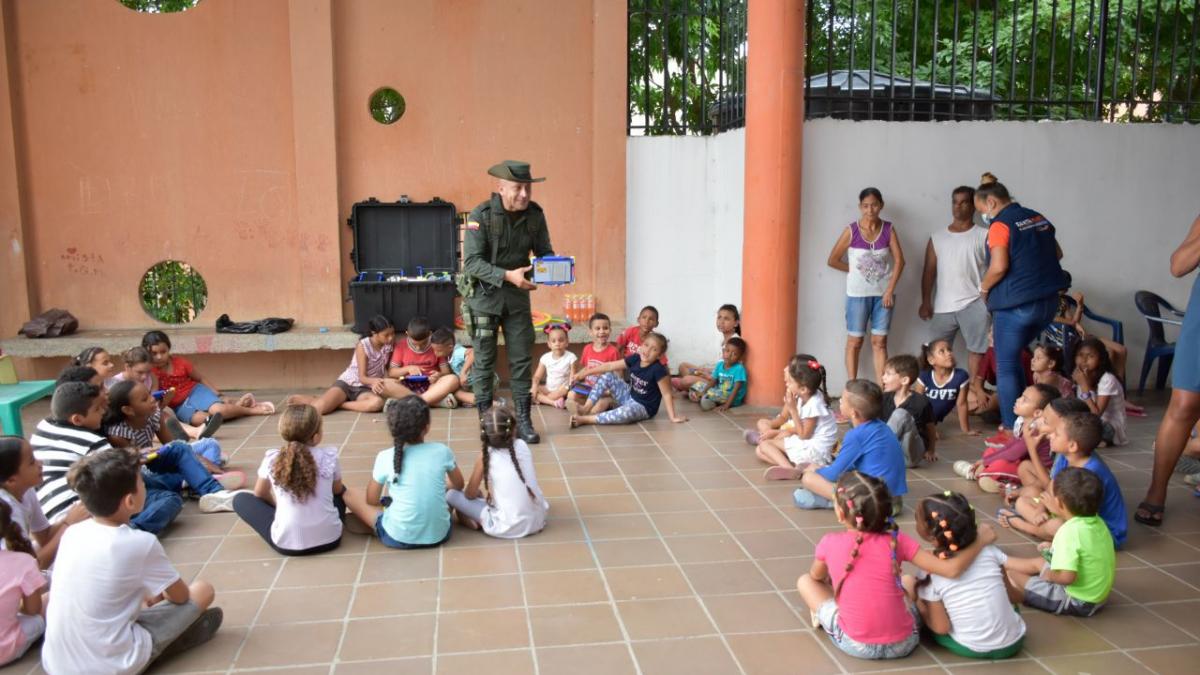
top-left (233, 404), bottom-right (350, 556)
top-left (798, 472), bottom-right (998, 660)
top-left (446, 406), bottom-right (548, 538)
top-left (908, 491), bottom-right (1026, 660)
top-left (347, 397), bottom-right (463, 549)
top-left (0, 499), bottom-right (47, 666)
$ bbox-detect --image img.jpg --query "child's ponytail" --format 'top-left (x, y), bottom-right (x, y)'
top-left (788, 354), bottom-right (829, 401)
top-left (916, 490), bottom-right (978, 562)
top-left (0, 499), bottom-right (34, 557)
top-left (831, 472), bottom-right (895, 599)
top-left (273, 404), bottom-right (322, 501)
top-left (386, 397), bottom-right (431, 484)
top-left (102, 380), bottom-right (138, 429)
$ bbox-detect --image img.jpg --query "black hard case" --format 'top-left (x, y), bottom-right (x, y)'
top-left (347, 197), bottom-right (458, 334)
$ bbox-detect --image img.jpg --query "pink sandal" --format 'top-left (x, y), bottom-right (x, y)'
top-left (554, 398), bottom-right (566, 409)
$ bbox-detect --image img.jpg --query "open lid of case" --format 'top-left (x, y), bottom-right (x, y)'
top-left (349, 197), bottom-right (459, 274)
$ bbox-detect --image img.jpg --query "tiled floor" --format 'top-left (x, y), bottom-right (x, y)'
top-left (8, 390), bottom-right (1200, 674)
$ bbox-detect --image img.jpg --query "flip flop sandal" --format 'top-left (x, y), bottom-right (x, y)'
top-left (257, 401), bottom-right (276, 415)
top-left (1134, 501), bottom-right (1164, 526)
top-left (199, 412), bottom-right (223, 439)
top-left (763, 466), bottom-right (804, 481)
top-left (996, 507), bottom-right (1026, 529)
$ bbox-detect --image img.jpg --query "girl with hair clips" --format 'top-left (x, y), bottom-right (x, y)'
top-left (908, 491), bottom-right (1026, 660)
top-left (445, 406), bottom-right (549, 538)
top-left (233, 404), bottom-right (351, 556)
top-left (344, 397), bottom-right (463, 549)
top-left (797, 472), bottom-right (997, 660)
top-left (758, 355), bottom-right (837, 481)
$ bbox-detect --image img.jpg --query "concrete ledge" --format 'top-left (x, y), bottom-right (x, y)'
top-left (0, 321), bottom-right (624, 358)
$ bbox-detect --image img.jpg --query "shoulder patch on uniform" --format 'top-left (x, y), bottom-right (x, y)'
top-left (466, 220), bottom-right (481, 230)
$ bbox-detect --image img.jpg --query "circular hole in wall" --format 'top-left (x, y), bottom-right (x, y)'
top-left (118, 0), bottom-right (202, 13)
top-left (369, 87), bottom-right (406, 125)
top-left (139, 260), bottom-right (208, 324)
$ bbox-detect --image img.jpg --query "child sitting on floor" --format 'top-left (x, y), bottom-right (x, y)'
top-left (287, 315), bottom-right (394, 415)
top-left (1031, 344), bottom-right (1074, 399)
top-left (1004, 467), bottom-right (1114, 617)
top-left (568, 332), bottom-right (687, 427)
top-left (916, 339), bottom-right (976, 436)
top-left (446, 406), bottom-right (548, 538)
top-left (143, 330), bottom-right (274, 426)
top-left (382, 316), bottom-right (460, 409)
top-left (797, 472), bottom-right (998, 661)
top-left (691, 337), bottom-right (748, 412)
top-left (568, 313), bottom-right (620, 413)
top-left (880, 354), bottom-right (935, 467)
top-left (42, 449), bottom-right (223, 674)
top-left (758, 356), bottom-right (836, 480)
top-left (71, 346), bottom-right (118, 389)
top-left (0, 500), bottom-right (46, 667)
top-left (672, 304), bottom-right (740, 394)
top-left (793, 380), bottom-right (907, 511)
top-left (344, 397), bottom-right (464, 549)
top-left (954, 383), bottom-right (1060, 493)
top-left (101, 381), bottom-right (243, 515)
top-left (1073, 336), bottom-right (1128, 447)
top-left (616, 305), bottom-right (667, 365)
top-left (431, 328), bottom-right (499, 408)
top-left (968, 332), bottom-right (1033, 430)
top-left (1, 436), bottom-right (87, 569)
top-left (32, 382), bottom-right (183, 534)
top-left (233, 404), bottom-right (349, 556)
top-left (1000, 410), bottom-right (1128, 549)
top-left (908, 491), bottom-right (1026, 660)
top-left (743, 352), bottom-right (822, 446)
top-left (533, 324), bottom-right (578, 408)
top-left (112, 346), bottom-right (217, 441)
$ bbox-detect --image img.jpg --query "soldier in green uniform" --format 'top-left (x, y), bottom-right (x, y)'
top-left (461, 160), bottom-right (555, 443)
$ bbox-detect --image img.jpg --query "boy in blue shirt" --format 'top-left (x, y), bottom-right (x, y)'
top-left (1001, 410), bottom-right (1127, 548)
top-left (794, 379), bottom-right (908, 512)
top-left (696, 337), bottom-right (748, 412)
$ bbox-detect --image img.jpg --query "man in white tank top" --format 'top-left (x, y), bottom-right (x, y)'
top-left (919, 186), bottom-right (990, 378)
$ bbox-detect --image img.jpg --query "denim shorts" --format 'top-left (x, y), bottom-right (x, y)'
top-left (374, 514), bottom-right (450, 550)
top-left (817, 598), bottom-right (920, 659)
top-left (1023, 575), bottom-right (1105, 617)
top-left (175, 383), bottom-right (221, 423)
top-left (846, 296), bottom-right (892, 337)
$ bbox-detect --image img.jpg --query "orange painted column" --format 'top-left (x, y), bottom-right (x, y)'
top-left (741, 0), bottom-right (806, 406)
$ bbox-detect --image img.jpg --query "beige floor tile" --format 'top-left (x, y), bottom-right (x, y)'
top-left (725, 631), bottom-right (841, 675)
top-left (339, 615), bottom-right (436, 660)
top-left (652, 510), bottom-right (727, 536)
top-left (437, 608), bottom-right (529, 653)
top-left (439, 574), bottom-right (525, 611)
top-left (1039, 651), bottom-right (1156, 674)
top-left (560, 460), bottom-right (621, 478)
top-left (592, 537), bottom-right (673, 567)
top-left (160, 536), bottom-right (223, 565)
top-left (358, 549), bottom-right (440, 582)
top-left (528, 603), bottom-right (625, 646)
top-left (335, 657), bottom-right (432, 674)
top-left (637, 489), bottom-right (710, 512)
top-left (235, 620), bottom-right (344, 668)
top-left (664, 534), bottom-right (749, 563)
top-left (617, 597), bottom-right (717, 639)
top-left (210, 534), bottom-right (279, 562)
top-left (537, 643), bottom-right (637, 675)
top-left (1145, 599), bottom-right (1200, 636)
top-left (682, 560), bottom-right (774, 596)
top-left (349, 579), bottom-right (439, 617)
top-left (435, 649), bottom-right (533, 674)
top-left (518, 541), bottom-right (595, 572)
top-left (716, 507), bottom-right (795, 532)
top-left (567, 476), bottom-right (631, 495)
top-left (441, 544), bottom-right (518, 577)
top-left (573, 493), bottom-right (644, 516)
top-left (275, 553), bottom-right (366, 587)
top-left (703, 592), bottom-right (806, 633)
top-left (523, 569), bottom-right (610, 605)
top-left (735, 529), bottom-right (816, 558)
top-left (1129, 644), bottom-right (1200, 674)
top-left (1019, 613), bottom-right (1119, 656)
top-left (152, 625), bottom-right (248, 673)
top-left (256, 584), bottom-right (354, 624)
top-left (626, 473), bottom-right (695, 493)
top-left (605, 564), bottom-right (693, 601)
top-left (199, 559), bottom-right (283, 591)
top-left (631, 636), bottom-right (740, 675)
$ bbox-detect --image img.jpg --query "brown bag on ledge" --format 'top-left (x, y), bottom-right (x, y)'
top-left (19, 309), bottom-right (79, 338)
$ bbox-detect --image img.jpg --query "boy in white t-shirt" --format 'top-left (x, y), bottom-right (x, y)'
top-left (42, 449), bottom-right (222, 675)
top-left (533, 324), bottom-right (578, 409)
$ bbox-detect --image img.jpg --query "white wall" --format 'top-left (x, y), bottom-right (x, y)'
top-left (799, 120), bottom-right (1200, 391)
top-left (626, 129), bottom-right (745, 366)
top-left (627, 121), bottom-right (1200, 391)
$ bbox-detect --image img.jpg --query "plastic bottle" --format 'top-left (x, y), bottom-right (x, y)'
top-left (586, 294), bottom-right (595, 318)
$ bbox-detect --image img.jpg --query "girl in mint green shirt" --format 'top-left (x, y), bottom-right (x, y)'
top-left (344, 397), bottom-right (463, 548)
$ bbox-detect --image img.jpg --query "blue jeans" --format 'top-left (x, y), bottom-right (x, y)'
top-left (132, 476), bottom-right (184, 534)
top-left (992, 295), bottom-right (1057, 428)
top-left (144, 440), bottom-right (222, 496)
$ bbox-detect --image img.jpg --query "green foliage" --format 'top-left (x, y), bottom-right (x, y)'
top-left (140, 261), bottom-right (207, 325)
top-left (628, 0), bottom-right (746, 134)
top-left (119, 0), bottom-right (200, 13)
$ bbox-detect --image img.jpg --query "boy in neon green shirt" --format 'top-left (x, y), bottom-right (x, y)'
top-left (1003, 466), bottom-right (1114, 617)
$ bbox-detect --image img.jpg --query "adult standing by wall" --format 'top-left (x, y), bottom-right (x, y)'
top-left (975, 173), bottom-right (1066, 431)
top-left (1135, 214), bottom-right (1200, 526)
top-left (919, 186), bottom-right (990, 379)
top-left (461, 161), bottom-right (555, 444)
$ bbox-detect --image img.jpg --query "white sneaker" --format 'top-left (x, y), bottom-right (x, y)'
top-left (198, 490), bottom-right (242, 514)
top-left (953, 461), bottom-right (976, 480)
top-left (439, 394), bottom-right (459, 409)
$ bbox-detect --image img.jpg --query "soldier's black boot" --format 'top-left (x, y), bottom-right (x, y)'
top-left (476, 397), bottom-right (493, 419)
top-left (514, 395), bottom-right (541, 444)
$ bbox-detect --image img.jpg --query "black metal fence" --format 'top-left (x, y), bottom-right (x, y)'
top-left (806, 0), bottom-right (1200, 122)
top-left (628, 0), bottom-right (748, 135)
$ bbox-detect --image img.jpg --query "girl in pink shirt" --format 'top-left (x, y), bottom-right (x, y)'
top-left (0, 501), bottom-right (45, 667)
top-left (797, 472), bottom-right (995, 660)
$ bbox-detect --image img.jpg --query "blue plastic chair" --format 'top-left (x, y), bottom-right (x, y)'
top-left (1044, 295), bottom-right (1125, 374)
top-left (1134, 290), bottom-right (1185, 393)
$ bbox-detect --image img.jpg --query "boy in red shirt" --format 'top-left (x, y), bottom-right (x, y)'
top-left (380, 317), bottom-right (459, 409)
top-left (568, 313), bottom-right (622, 415)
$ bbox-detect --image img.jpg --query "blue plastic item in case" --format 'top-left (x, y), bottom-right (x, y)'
top-left (403, 374), bottom-right (430, 383)
top-left (531, 256), bottom-right (575, 285)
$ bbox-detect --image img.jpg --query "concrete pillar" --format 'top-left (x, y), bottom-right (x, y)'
top-left (741, 0), bottom-right (806, 405)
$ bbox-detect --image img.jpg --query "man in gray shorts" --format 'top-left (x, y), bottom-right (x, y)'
top-left (919, 186), bottom-right (990, 377)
